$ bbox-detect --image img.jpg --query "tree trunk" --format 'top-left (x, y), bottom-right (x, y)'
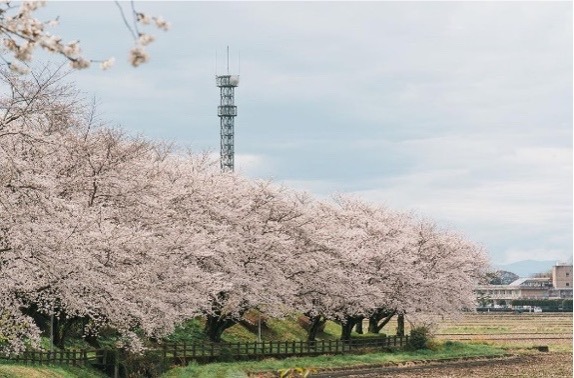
top-left (340, 316), bottom-right (361, 341)
top-left (396, 313), bottom-right (405, 337)
top-left (51, 315), bottom-right (84, 349)
top-left (354, 317), bottom-right (364, 334)
top-left (368, 309), bottom-right (396, 334)
top-left (368, 316), bottom-right (380, 334)
top-left (204, 314), bottom-right (236, 342)
top-left (307, 315), bottom-right (326, 342)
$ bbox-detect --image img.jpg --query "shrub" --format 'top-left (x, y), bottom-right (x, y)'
top-left (217, 345), bottom-right (236, 362)
top-left (425, 339), bottom-right (441, 351)
top-left (122, 350), bottom-right (168, 378)
top-left (407, 327), bottom-right (432, 350)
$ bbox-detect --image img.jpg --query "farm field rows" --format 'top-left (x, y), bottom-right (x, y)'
top-left (433, 313), bottom-right (573, 346)
top-left (311, 352), bottom-right (573, 378)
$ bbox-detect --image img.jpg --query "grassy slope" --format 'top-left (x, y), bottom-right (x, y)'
top-left (171, 314), bottom-right (346, 344)
top-left (220, 313), bottom-right (398, 343)
top-left (162, 342), bottom-right (506, 378)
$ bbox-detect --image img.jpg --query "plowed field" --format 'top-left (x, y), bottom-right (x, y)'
top-left (313, 352), bottom-right (572, 377)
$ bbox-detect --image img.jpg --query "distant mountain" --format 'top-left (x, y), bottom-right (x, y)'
top-left (495, 260), bottom-right (559, 278)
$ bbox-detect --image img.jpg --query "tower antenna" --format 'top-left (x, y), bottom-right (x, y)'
top-left (226, 45), bottom-right (230, 74)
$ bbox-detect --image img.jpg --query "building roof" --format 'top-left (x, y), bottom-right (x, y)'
top-left (508, 277), bottom-right (552, 287)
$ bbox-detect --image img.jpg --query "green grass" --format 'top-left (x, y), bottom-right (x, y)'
top-left (0, 362), bottom-right (106, 378)
top-left (161, 341), bottom-right (506, 378)
top-left (172, 315), bottom-right (344, 344)
top-left (440, 325), bottom-right (511, 334)
top-left (165, 314), bottom-right (412, 345)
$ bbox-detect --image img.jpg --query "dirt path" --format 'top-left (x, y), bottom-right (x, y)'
top-left (312, 352), bottom-right (573, 378)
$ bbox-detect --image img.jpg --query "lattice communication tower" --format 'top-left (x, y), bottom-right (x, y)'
top-left (216, 47), bottom-right (239, 172)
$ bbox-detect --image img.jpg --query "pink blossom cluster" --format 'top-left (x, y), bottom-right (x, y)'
top-left (0, 1), bottom-right (169, 74)
top-left (0, 68), bottom-right (490, 353)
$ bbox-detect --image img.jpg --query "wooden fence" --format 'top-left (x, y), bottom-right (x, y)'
top-left (3, 348), bottom-right (91, 366)
top-left (161, 336), bottom-right (409, 364)
top-left (1, 335), bottom-right (410, 375)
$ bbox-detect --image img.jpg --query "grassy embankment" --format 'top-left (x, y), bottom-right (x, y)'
top-left (162, 341), bottom-right (506, 378)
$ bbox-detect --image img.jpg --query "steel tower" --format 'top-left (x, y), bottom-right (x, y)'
top-left (216, 47), bottom-right (239, 172)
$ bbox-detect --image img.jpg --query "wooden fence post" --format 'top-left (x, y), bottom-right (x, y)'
top-left (162, 343), bottom-right (167, 366)
top-left (182, 341), bottom-right (187, 364)
top-left (113, 348), bottom-right (119, 378)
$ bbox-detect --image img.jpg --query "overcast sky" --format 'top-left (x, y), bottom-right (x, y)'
top-left (34, 1), bottom-right (572, 266)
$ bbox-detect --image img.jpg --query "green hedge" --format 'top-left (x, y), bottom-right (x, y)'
top-left (511, 299), bottom-right (572, 311)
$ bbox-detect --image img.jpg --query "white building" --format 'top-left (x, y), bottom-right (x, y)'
top-left (475, 263), bottom-right (573, 306)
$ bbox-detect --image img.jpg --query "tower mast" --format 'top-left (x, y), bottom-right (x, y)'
top-left (216, 46), bottom-right (239, 172)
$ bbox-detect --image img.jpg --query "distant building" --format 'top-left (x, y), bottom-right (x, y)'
top-left (552, 263), bottom-right (573, 289)
top-left (475, 263), bottom-right (573, 306)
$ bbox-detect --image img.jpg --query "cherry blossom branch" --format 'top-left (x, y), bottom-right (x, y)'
top-left (0, 1), bottom-right (170, 73)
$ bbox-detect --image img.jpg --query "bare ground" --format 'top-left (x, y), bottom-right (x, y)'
top-left (312, 352), bottom-right (573, 378)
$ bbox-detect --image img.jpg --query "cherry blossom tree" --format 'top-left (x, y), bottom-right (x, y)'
top-left (312, 196), bottom-right (417, 340)
top-left (0, 67), bottom-right (209, 352)
top-left (163, 169), bottom-right (315, 342)
top-left (0, 1), bottom-right (170, 74)
top-left (292, 196), bottom-right (489, 341)
top-left (406, 218), bottom-right (489, 316)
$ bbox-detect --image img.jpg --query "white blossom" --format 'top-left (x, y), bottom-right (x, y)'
top-left (38, 34), bottom-right (62, 52)
top-left (137, 33), bottom-right (155, 46)
top-left (8, 61), bottom-right (29, 74)
top-left (15, 41), bottom-right (35, 61)
top-left (69, 57), bottom-right (90, 69)
top-left (100, 57), bottom-right (115, 70)
top-left (2, 38), bottom-right (18, 53)
top-left (62, 40), bottom-right (80, 57)
top-left (136, 12), bottom-right (152, 25)
top-left (153, 16), bottom-right (170, 31)
top-left (129, 46), bottom-right (149, 67)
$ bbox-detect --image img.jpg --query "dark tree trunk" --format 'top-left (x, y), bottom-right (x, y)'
top-left (204, 315), bottom-right (237, 342)
top-left (368, 309), bottom-right (396, 334)
top-left (368, 316), bottom-right (380, 334)
top-left (84, 330), bottom-right (101, 349)
top-left (307, 315), bottom-right (327, 342)
top-left (52, 316), bottom-right (86, 349)
top-left (204, 292), bottom-right (243, 342)
top-left (340, 316), bottom-right (362, 341)
top-left (354, 317), bottom-right (364, 334)
top-left (396, 313), bottom-right (405, 337)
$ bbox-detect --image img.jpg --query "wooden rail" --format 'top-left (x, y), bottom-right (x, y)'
top-left (161, 336), bottom-right (409, 363)
top-left (4, 349), bottom-right (90, 366)
top-left (1, 336), bottom-right (409, 368)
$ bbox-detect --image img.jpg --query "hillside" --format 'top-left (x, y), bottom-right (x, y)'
top-left (495, 260), bottom-right (560, 278)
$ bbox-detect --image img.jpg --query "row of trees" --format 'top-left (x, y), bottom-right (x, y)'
top-left (0, 67), bottom-right (490, 354)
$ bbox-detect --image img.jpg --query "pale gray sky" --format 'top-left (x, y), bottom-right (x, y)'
top-left (34, 1), bottom-right (572, 265)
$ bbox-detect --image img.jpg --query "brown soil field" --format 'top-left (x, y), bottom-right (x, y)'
top-left (314, 313), bottom-right (572, 378)
top-left (313, 352), bottom-right (573, 377)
